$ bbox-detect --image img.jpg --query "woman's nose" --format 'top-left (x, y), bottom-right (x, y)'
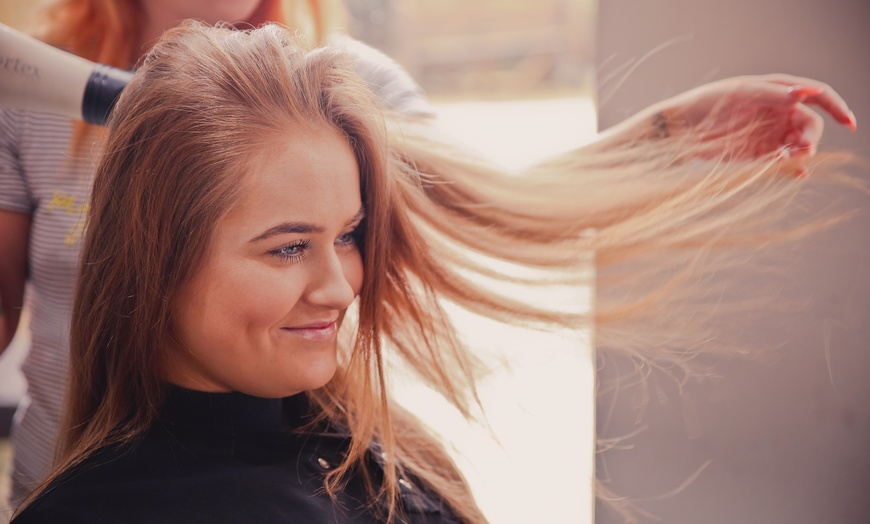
top-left (304, 249), bottom-right (359, 310)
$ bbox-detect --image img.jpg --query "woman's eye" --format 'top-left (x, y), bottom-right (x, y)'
top-left (270, 240), bottom-right (310, 262)
top-left (336, 232), bottom-right (356, 246)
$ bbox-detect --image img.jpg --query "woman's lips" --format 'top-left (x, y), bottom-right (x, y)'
top-left (281, 320), bottom-right (337, 342)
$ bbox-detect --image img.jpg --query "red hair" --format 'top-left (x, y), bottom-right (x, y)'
top-left (37, 0), bottom-right (341, 66)
top-left (34, 0), bottom-right (339, 151)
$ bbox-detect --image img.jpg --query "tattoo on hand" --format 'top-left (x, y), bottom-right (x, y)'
top-left (652, 112), bottom-right (669, 139)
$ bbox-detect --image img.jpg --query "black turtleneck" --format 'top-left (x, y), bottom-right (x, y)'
top-left (12, 387), bottom-right (460, 524)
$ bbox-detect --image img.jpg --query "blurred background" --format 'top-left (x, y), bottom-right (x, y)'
top-left (1, 0), bottom-right (869, 523)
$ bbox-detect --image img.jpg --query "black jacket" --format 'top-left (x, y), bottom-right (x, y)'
top-left (12, 387), bottom-right (462, 523)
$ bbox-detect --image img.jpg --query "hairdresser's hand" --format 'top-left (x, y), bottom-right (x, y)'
top-left (649, 74), bottom-right (856, 162)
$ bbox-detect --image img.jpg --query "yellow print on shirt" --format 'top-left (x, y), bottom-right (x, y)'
top-left (46, 192), bottom-right (89, 245)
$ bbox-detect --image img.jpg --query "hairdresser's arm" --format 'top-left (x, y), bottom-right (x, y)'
top-left (596, 74), bottom-right (856, 163)
top-left (0, 210), bottom-right (28, 353)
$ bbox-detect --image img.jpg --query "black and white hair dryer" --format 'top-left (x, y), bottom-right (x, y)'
top-left (0, 22), bottom-right (132, 125)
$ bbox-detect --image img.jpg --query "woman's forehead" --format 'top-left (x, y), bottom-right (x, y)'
top-left (222, 126), bottom-right (362, 230)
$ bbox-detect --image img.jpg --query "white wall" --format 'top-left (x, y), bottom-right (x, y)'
top-left (595, 1), bottom-right (870, 523)
top-left (398, 98), bottom-right (598, 524)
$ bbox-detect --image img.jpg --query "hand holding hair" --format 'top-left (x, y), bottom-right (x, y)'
top-left (644, 74), bottom-right (856, 159)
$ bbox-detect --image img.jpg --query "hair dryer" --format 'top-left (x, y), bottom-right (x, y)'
top-left (0, 23), bottom-right (131, 125)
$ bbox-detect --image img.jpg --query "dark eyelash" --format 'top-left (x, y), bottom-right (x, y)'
top-left (270, 240), bottom-right (310, 262)
top-left (340, 222), bottom-right (365, 243)
top-left (336, 229), bottom-right (359, 245)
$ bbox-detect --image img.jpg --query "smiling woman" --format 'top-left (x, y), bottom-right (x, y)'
top-left (163, 126), bottom-right (365, 398)
top-left (6, 17), bottom-right (859, 524)
top-left (12, 22), bottom-right (486, 524)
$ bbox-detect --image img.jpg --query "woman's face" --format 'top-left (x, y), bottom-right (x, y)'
top-left (163, 125), bottom-right (365, 398)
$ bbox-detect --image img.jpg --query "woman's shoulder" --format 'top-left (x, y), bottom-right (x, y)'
top-left (0, 109), bottom-right (74, 137)
top-left (0, 109), bottom-right (77, 181)
top-left (11, 442), bottom-right (145, 523)
top-left (10, 429), bottom-right (227, 523)
top-left (11, 424), bottom-right (465, 524)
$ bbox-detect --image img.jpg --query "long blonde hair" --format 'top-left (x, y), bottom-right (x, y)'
top-left (22, 22), bottom-right (856, 523)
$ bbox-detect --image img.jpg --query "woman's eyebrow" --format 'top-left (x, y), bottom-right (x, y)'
top-left (248, 207), bottom-right (366, 243)
top-left (248, 222), bottom-right (325, 243)
top-left (346, 206), bottom-right (366, 226)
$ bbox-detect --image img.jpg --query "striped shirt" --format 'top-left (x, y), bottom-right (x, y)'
top-left (0, 110), bottom-right (98, 505)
